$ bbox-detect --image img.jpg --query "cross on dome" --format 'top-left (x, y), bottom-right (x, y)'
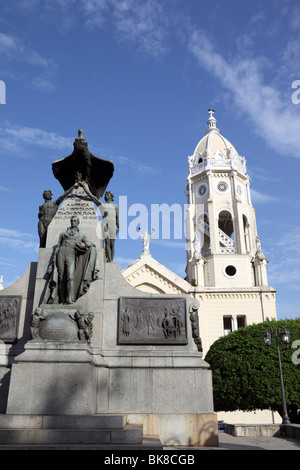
top-left (206, 108), bottom-right (219, 134)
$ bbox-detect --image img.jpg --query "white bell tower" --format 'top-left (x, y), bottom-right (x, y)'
top-left (184, 111), bottom-right (277, 353)
top-left (185, 110), bottom-right (269, 289)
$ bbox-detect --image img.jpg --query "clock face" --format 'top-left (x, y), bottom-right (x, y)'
top-left (196, 182), bottom-right (208, 198)
top-left (236, 184), bottom-right (243, 197)
top-left (217, 181), bottom-right (229, 193)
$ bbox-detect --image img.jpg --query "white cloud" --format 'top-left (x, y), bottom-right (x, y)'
top-left (248, 167), bottom-right (280, 183)
top-left (111, 0), bottom-right (169, 58)
top-left (275, 299), bottom-right (300, 320)
top-left (188, 29), bottom-right (300, 159)
top-left (0, 33), bottom-right (19, 53)
top-left (250, 189), bottom-right (278, 204)
top-left (0, 123), bottom-right (73, 155)
top-left (81, 0), bottom-right (170, 57)
top-left (116, 155), bottom-right (161, 175)
top-left (30, 76), bottom-right (56, 92)
top-left (12, 0), bottom-right (170, 59)
top-left (80, 0), bottom-right (108, 28)
top-left (275, 226), bottom-right (300, 255)
top-left (267, 257), bottom-right (300, 303)
top-left (0, 257), bottom-right (17, 268)
top-left (152, 239), bottom-right (186, 249)
top-left (115, 255), bottom-right (135, 269)
top-left (0, 32), bottom-right (54, 68)
top-left (0, 228), bottom-right (38, 252)
top-left (0, 31), bottom-right (57, 91)
top-left (267, 226), bottom-right (300, 294)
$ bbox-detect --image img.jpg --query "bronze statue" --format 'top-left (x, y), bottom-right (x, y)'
top-left (100, 190), bottom-right (119, 262)
top-left (78, 181), bottom-right (119, 262)
top-left (69, 310), bottom-right (94, 343)
top-left (38, 186), bottom-right (75, 247)
top-left (46, 216), bottom-right (99, 304)
top-left (52, 129), bottom-right (114, 200)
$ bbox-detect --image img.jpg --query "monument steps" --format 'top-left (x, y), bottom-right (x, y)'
top-left (0, 437), bottom-right (162, 450)
top-left (0, 414), bottom-right (163, 449)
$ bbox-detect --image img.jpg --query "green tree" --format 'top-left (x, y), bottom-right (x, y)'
top-left (204, 318), bottom-right (300, 421)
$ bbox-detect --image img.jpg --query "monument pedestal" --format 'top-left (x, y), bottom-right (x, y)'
top-left (6, 341), bottom-right (98, 415)
top-left (2, 183), bottom-right (218, 446)
top-left (94, 262), bottom-right (218, 445)
top-left (5, 259), bottom-right (218, 445)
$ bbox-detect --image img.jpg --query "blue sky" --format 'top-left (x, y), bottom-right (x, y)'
top-left (1, 0), bottom-right (300, 319)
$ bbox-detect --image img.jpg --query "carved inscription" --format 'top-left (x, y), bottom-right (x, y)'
top-left (53, 188), bottom-right (98, 223)
top-left (54, 198), bottom-right (98, 222)
top-left (118, 297), bottom-right (187, 345)
top-left (0, 296), bottom-right (21, 342)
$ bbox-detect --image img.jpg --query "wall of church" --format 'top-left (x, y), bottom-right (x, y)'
top-left (204, 255), bottom-right (255, 288)
top-left (195, 290), bottom-right (277, 356)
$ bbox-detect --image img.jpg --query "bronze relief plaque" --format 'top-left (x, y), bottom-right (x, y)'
top-left (0, 296), bottom-right (21, 342)
top-left (118, 297), bottom-right (187, 345)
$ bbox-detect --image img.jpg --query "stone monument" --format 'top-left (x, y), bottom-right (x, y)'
top-left (0, 130), bottom-right (218, 447)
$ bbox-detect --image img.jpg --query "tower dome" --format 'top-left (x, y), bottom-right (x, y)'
top-left (190, 110), bottom-right (244, 173)
top-left (185, 109), bottom-right (270, 292)
top-left (183, 110), bottom-right (277, 362)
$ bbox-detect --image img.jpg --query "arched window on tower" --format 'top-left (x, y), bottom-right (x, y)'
top-left (243, 214), bottom-right (251, 253)
top-left (197, 213), bottom-right (210, 256)
top-left (218, 210), bottom-right (235, 254)
top-left (197, 154), bottom-right (204, 164)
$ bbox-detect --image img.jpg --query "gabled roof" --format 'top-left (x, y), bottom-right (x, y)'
top-left (121, 253), bottom-right (191, 294)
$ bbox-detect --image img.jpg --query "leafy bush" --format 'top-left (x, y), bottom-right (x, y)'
top-left (204, 318), bottom-right (300, 419)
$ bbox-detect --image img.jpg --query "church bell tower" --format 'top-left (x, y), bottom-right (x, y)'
top-left (185, 111), bottom-right (277, 351)
top-left (185, 110), bottom-right (269, 288)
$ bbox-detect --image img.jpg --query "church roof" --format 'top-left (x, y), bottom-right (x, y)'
top-left (193, 110), bottom-right (239, 159)
top-left (122, 253), bottom-right (191, 295)
top-left (190, 110), bottom-right (246, 174)
top-left (194, 129), bottom-right (239, 159)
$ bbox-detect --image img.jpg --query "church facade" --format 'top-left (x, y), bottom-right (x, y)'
top-left (123, 111), bottom-right (277, 354)
top-left (183, 110), bottom-right (277, 354)
top-left (122, 111), bottom-right (279, 424)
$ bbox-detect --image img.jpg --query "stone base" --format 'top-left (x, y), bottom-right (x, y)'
top-left (0, 414), bottom-right (163, 449)
top-left (6, 342), bottom-right (98, 415)
top-left (226, 423), bottom-right (281, 437)
top-left (96, 353), bottom-right (214, 416)
top-left (127, 413), bottom-right (218, 446)
top-left (0, 412), bottom-right (218, 448)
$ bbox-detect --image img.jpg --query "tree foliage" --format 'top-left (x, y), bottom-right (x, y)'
top-left (204, 318), bottom-right (300, 419)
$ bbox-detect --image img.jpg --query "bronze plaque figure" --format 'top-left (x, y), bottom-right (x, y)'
top-left (118, 297), bottom-right (187, 345)
top-left (0, 296), bottom-right (21, 342)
